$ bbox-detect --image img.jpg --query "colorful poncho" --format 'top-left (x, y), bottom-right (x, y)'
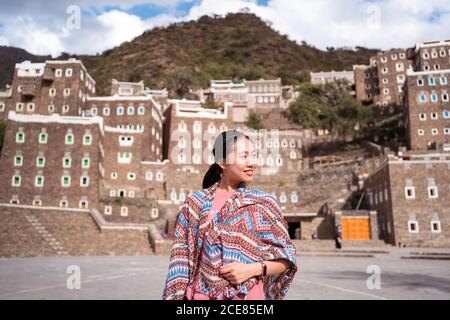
top-left (162, 181), bottom-right (298, 300)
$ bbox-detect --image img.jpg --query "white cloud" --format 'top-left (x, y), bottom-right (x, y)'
top-left (0, 0), bottom-right (450, 55)
top-left (0, 37), bottom-right (9, 46)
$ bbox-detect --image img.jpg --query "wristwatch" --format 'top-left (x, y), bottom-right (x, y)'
top-left (259, 261), bottom-right (267, 277)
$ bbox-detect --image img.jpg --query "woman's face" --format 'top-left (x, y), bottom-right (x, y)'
top-left (219, 137), bottom-right (257, 184)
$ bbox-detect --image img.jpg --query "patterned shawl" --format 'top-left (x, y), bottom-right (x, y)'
top-left (162, 181), bottom-right (298, 300)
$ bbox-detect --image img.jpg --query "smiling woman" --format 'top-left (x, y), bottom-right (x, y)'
top-left (162, 130), bottom-right (298, 300)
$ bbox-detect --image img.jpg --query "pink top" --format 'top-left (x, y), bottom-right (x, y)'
top-left (186, 189), bottom-right (265, 300)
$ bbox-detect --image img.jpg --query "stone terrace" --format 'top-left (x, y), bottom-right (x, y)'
top-left (0, 207), bottom-right (153, 258)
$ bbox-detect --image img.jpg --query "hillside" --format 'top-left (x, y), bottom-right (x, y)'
top-left (0, 13), bottom-right (379, 96)
top-left (0, 46), bottom-right (50, 89)
top-left (79, 13), bottom-right (379, 96)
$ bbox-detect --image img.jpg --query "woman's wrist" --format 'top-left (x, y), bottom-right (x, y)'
top-left (251, 262), bottom-right (263, 277)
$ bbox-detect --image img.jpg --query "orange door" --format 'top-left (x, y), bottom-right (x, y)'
top-left (341, 218), bottom-right (370, 240)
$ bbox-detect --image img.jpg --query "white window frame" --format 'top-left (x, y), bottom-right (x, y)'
top-left (15, 131), bottom-right (26, 143)
top-left (83, 134), bottom-right (92, 146)
top-left (138, 106), bottom-right (145, 115)
top-left (36, 156), bottom-right (46, 168)
top-left (428, 186), bottom-right (438, 199)
top-left (127, 172), bottom-right (136, 181)
top-left (14, 155), bottom-right (23, 167)
top-left (12, 175), bottom-right (21, 187)
top-left (61, 175), bottom-right (71, 187)
top-left (405, 186), bottom-right (415, 199)
top-left (80, 175), bottom-right (89, 187)
top-left (104, 206), bottom-right (112, 215)
top-left (431, 220), bottom-right (441, 233)
top-left (103, 107), bottom-right (110, 116)
top-left (35, 175), bottom-right (44, 187)
top-left (120, 207), bottom-right (128, 217)
top-left (63, 157), bottom-right (72, 168)
top-left (55, 69), bottom-right (63, 77)
top-left (408, 220), bottom-right (419, 233)
top-left (82, 157), bottom-right (90, 169)
top-left (65, 68), bottom-right (73, 77)
top-left (65, 133), bottom-right (74, 145)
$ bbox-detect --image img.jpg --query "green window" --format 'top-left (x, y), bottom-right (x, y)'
top-left (63, 158), bottom-right (71, 168)
top-left (39, 133), bottom-right (48, 144)
top-left (62, 176), bottom-right (71, 187)
top-left (35, 176), bottom-right (44, 187)
top-left (16, 132), bottom-right (25, 143)
top-left (12, 175), bottom-right (21, 186)
top-left (36, 157), bottom-right (45, 167)
top-left (14, 156), bottom-right (23, 166)
top-left (82, 158), bottom-right (90, 169)
top-left (83, 135), bottom-right (92, 145)
top-left (65, 134), bottom-right (74, 144)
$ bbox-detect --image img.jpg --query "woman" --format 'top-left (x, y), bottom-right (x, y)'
top-left (162, 130), bottom-right (297, 300)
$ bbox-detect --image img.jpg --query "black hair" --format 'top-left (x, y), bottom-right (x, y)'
top-left (202, 130), bottom-right (250, 189)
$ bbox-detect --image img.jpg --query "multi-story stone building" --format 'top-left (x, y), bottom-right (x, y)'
top-left (412, 40), bottom-right (450, 72)
top-left (404, 68), bottom-right (450, 151)
top-left (196, 78), bottom-right (285, 122)
top-left (354, 49), bottom-right (410, 114)
top-left (0, 59), bottom-right (96, 120)
top-left (310, 70), bottom-right (355, 85)
top-left (364, 151), bottom-right (450, 247)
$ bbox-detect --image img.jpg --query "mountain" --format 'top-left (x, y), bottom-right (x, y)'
top-left (79, 13), bottom-right (379, 96)
top-left (0, 46), bottom-right (50, 89)
top-left (0, 13), bottom-right (380, 96)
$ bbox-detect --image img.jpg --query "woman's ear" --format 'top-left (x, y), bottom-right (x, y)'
top-left (217, 160), bottom-right (226, 170)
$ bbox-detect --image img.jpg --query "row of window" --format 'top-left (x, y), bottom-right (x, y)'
top-left (417, 128), bottom-right (450, 136)
top-left (14, 102), bottom-right (73, 114)
top-left (422, 49), bottom-right (450, 60)
top-left (110, 170), bottom-right (165, 182)
top-left (404, 185), bottom-right (440, 199)
top-left (418, 92), bottom-right (449, 103)
top-left (54, 67), bottom-right (94, 92)
top-left (47, 87), bottom-right (72, 97)
top-left (9, 198), bottom-right (90, 209)
top-left (422, 64), bottom-right (443, 71)
top-left (416, 76), bottom-right (448, 86)
top-left (379, 52), bottom-right (406, 63)
top-left (16, 131), bottom-right (92, 145)
top-left (256, 96), bottom-right (278, 104)
top-left (178, 122), bottom-right (228, 134)
top-left (249, 85), bottom-right (280, 93)
top-left (14, 154), bottom-right (91, 169)
top-left (88, 105), bottom-right (146, 116)
top-left (115, 124), bottom-right (146, 132)
top-left (408, 220), bottom-right (442, 233)
top-left (103, 206), bottom-right (159, 218)
top-left (418, 111), bottom-right (450, 121)
top-left (12, 174), bottom-right (90, 188)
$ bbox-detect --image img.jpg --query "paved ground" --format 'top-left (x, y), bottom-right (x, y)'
top-left (0, 251), bottom-right (449, 300)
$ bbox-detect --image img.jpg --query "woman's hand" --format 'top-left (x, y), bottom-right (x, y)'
top-left (219, 261), bottom-right (261, 285)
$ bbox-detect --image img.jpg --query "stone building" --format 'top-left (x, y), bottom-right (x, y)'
top-left (354, 49), bottom-right (410, 115)
top-left (0, 59), bottom-right (95, 120)
top-left (404, 68), bottom-right (450, 151)
top-left (310, 70), bottom-right (355, 85)
top-left (364, 151), bottom-right (450, 247)
top-left (196, 78), bottom-right (285, 123)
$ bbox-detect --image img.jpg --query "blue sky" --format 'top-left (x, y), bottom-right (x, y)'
top-left (0, 0), bottom-right (449, 56)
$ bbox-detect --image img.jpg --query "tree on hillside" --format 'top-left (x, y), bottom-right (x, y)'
top-left (287, 82), bottom-right (372, 139)
top-left (246, 111), bottom-right (264, 130)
